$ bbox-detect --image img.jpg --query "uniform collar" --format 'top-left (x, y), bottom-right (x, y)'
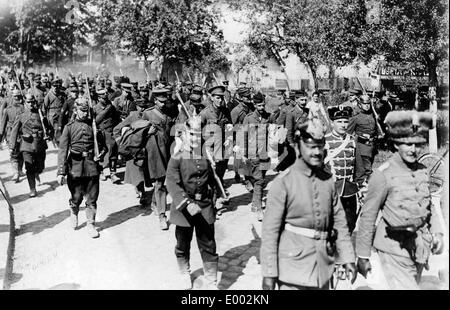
top-left (331, 130), bottom-right (346, 139)
top-left (294, 158), bottom-right (314, 177)
top-left (391, 152), bottom-right (420, 171)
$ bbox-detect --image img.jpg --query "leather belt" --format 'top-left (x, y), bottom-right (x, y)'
top-left (357, 136), bottom-right (374, 145)
top-left (188, 191), bottom-right (210, 201)
top-left (70, 150), bottom-right (94, 158)
top-left (285, 223), bottom-right (328, 240)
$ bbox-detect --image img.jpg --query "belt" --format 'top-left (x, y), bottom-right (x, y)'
top-left (188, 191), bottom-right (211, 201)
top-left (357, 136), bottom-right (374, 145)
top-left (285, 223), bottom-right (328, 240)
top-left (70, 150), bottom-right (94, 158)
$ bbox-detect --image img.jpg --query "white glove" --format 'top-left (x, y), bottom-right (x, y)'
top-left (186, 203), bottom-right (202, 216)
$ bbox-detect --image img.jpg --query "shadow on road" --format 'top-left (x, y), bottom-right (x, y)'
top-left (10, 180), bottom-right (59, 204)
top-left (96, 204), bottom-right (153, 232)
top-left (0, 267), bottom-right (23, 286)
top-left (17, 209), bottom-right (70, 236)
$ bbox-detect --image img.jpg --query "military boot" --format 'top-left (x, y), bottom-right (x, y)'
top-left (159, 214), bottom-right (168, 230)
top-left (35, 174), bottom-right (42, 186)
top-left (86, 224), bottom-right (99, 238)
top-left (177, 257), bottom-right (192, 290)
top-left (11, 163), bottom-right (20, 183)
top-left (202, 261), bottom-right (219, 290)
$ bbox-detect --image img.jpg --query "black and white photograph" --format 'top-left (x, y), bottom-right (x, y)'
top-left (0, 0), bottom-right (448, 292)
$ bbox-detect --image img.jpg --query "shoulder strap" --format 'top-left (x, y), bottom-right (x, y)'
top-left (324, 134), bottom-right (351, 164)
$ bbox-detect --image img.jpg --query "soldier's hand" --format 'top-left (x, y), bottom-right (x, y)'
top-left (262, 277), bottom-right (277, 290)
top-left (344, 262), bottom-right (357, 284)
top-left (356, 257), bottom-right (372, 278)
top-left (148, 125), bottom-right (157, 135)
top-left (57, 175), bottom-right (66, 186)
top-left (432, 233), bottom-right (444, 255)
top-left (186, 203), bottom-right (202, 216)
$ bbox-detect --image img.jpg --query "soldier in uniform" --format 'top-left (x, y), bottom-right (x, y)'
top-left (109, 76), bottom-right (122, 102)
top-left (43, 79), bottom-right (64, 146)
top-left (143, 87), bottom-right (174, 230)
top-left (58, 85), bottom-right (78, 132)
top-left (223, 80), bottom-right (231, 107)
top-left (113, 83), bottom-right (136, 121)
top-left (200, 85), bottom-right (232, 213)
top-left (95, 89), bottom-right (121, 183)
top-left (176, 85), bottom-right (205, 124)
top-left (166, 115), bottom-right (219, 290)
top-left (261, 117), bottom-right (357, 290)
top-left (30, 74), bottom-right (46, 108)
top-left (57, 98), bottom-right (107, 238)
top-left (356, 111), bottom-right (444, 289)
top-left (239, 92), bottom-right (272, 221)
top-left (113, 99), bottom-right (149, 205)
top-left (347, 94), bottom-right (383, 188)
top-left (325, 106), bottom-right (358, 233)
top-left (274, 91), bottom-right (297, 172)
top-left (230, 87), bottom-right (253, 185)
top-left (341, 89), bottom-right (362, 115)
top-left (0, 89), bottom-right (25, 182)
top-left (286, 91), bottom-right (309, 147)
top-left (9, 94), bottom-right (49, 197)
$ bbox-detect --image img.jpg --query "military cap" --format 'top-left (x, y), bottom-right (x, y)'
top-left (294, 90), bottom-right (307, 98)
top-left (25, 94), bottom-right (36, 102)
top-left (208, 85), bottom-right (226, 96)
top-left (384, 110), bottom-right (435, 144)
top-left (152, 87), bottom-right (169, 102)
top-left (239, 81), bottom-right (247, 86)
top-left (75, 98), bottom-right (89, 111)
top-left (33, 75), bottom-right (41, 81)
top-left (70, 86), bottom-right (79, 93)
top-left (253, 92), bottom-right (265, 103)
top-left (236, 87), bottom-right (251, 98)
top-left (105, 79), bottom-right (112, 86)
top-left (51, 79), bottom-right (62, 86)
top-left (359, 94), bottom-right (371, 104)
top-left (328, 105), bottom-right (353, 120)
top-left (121, 83), bottom-right (133, 91)
top-left (192, 85), bottom-right (203, 94)
top-left (12, 89), bottom-right (21, 97)
top-left (288, 90), bottom-right (296, 100)
top-left (134, 98), bottom-right (149, 108)
top-left (295, 117), bottom-right (327, 143)
top-left (69, 81), bottom-right (78, 88)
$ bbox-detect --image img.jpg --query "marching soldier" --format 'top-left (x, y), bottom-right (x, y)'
top-left (166, 116), bottom-right (219, 290)
top-left (109, 76), bottom-right (122, 102)
top-left (104, 79), bottom-right (115, 101)
top-left (341, 89), bottom-right (362, 115)
top-left (9, 94), bottom-right (49, 197)
top-left (58, 84), bottom-right (79, 132)
top-left (356, 111), bottom-right (444, 289)
top-left (43, 79), bottom-right (64, 146)
top-left (239, 92), bottom-right (272, 221)
top-left (94, 89), bottom-right (121, 183)
top-left (0, 89), bottom-right (25, 182)
top-left (200, 85), bottom-right (232, 213)
top-left (57, 98), bottom-right (107, 238)
top-left (274, 91), bottom-right (297, 172)
top-left (261, 117), bottom-right (357, 290)
top-left (325, 106), bottom-right (358, 233)
top-left (347, 94), bottom-right (383, 188)
top-left (230, 87), bottom-right (253, 185)
top-left (286, 91), bottom-right (309, 147)
top-left (30, 74), bottom-right (46, 108)
top-left (176, 85), bottom-right (205, 124)
top-left (142, 87), bottom-right (174, 230)
top-left (113, 83), bottom-right (136, 121)
top-left (223, 80), bottom-right (231, 107)
top-left (113, 98), bottom-right (149, 205)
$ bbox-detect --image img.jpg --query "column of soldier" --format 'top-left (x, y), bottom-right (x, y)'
top-left (0, 66), bottom-right (445, 290)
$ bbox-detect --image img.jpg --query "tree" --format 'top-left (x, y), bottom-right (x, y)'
top-left (96, 0), bottom-right (226, 82)
top-left (230, 0), bottom-right (370, 90)
top-left (365, 0), bottom-right (449, 87)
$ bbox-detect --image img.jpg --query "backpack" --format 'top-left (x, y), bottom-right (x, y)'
top-left (118, 119), bottom-right (151, 163)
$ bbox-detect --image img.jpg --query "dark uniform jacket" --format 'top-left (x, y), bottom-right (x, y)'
top-left (0, 102), bottom-right (25, 143)
top-left (200, 104), bottom-right (232, 160)
top-left (241, 109), bottom-right (272, 168)
top-left (286, 105), bottom-right (309, 145)
top-left (94, 101), bottom-right (121, 133)
top-left (58, 97), bottom-right (76, 130)
top-left (43, 89), bottom-right (63, 125)
top-left (261, 158), bottom-right (355, 287)
top-left (142, 106), bottom-right (173, 180)
top-left (9, 109), bottom-right (48, 153)
top-left (356, 153), bottom-right (442, 261)
top-left (347, 111), bottom-right (380, 157)
top-left (28, 85), bottom-right (46, 107)
top-left (166, 149), bottom-right (216, 227)
top-left (324, 132), bottom-right (358, 197)
top-left (230, 102), bottom-right (250, 125)
top-left (276, 102), bottom-right (293, 127)
top-left (113, 94), bottom-right (136, 120)
top-left (57, 118), bottom-right (107, 178)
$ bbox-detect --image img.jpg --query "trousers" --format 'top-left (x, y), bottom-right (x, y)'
top-left (377, 250), bottom-right (421, 290)
top-left (67, 175), bottom-right (100, 224)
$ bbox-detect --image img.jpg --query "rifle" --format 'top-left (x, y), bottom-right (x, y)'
top-left (355, 76), bottom-right (384, 136)
top-left (204, 148), bottom-right (228, 199)
top-left (175, 91), bottom-right (191, 119)
top-left (84, 74), bottom-right (100, 161)
top-left (119, 68), bottom-right (124, 77)
top-left (187, 72), bottom-right (193, 83)
top-left (144, 66), bottom-right (150, 83)
top-left (212, 73), bottom-right (221, 86)
top-left (174, 70), bottom-right (181, 85)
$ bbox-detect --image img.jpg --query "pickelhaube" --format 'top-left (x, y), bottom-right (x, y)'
top-left (295, 116), bottom-right (327, 143)
top-left (328, 105), bottom-right (353, 120)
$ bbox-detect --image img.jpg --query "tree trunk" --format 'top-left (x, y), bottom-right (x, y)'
top-left (329, 65), bottom-right (336, 91)
top-left (19, 27), bottom-right (24, 71)
top-left (427, 61), bottom-right (438, 88)
top-left (101, 48), bottom-right (107, 65)
top-left (306, 61), bottom-right (318, 92)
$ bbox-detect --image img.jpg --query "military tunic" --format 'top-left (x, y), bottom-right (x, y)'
top-left (113, 94), bottom-right (136, 120)
top-left (43, 89), bottom-right (64, 143)
top-left (286, 105), bottom-right (309, 145)
top-left (347, 110), bottom-right (380, 186)
top-left (356, 153), bottom-right (442, 289)
top-left (325, 131), bottom-right (358, 233)
top-left (261, 158), bottom-right (355, 288)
